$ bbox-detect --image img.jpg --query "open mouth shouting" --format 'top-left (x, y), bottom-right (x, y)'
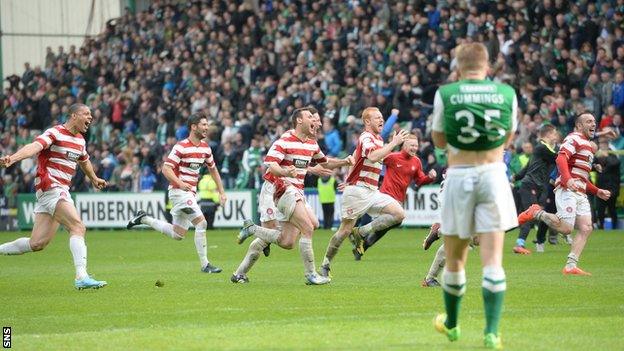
top-left (310, 124), bottom-right (317, 136)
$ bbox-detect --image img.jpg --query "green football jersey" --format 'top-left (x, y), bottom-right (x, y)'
top-left (431, 79), bottom-right (518, 151)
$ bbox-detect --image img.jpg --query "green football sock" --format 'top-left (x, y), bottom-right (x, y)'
top-left (442, 269), bottom-right (466, 329)
top-left (482, 265), bottom-right (506, 335)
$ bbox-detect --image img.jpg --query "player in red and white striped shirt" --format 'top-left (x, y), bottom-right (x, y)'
top-left (319, 107), bottom-right (408, 278)
top-left (127, 113), bottom-right (227, 273)
top-left (0, 104), bottom-right (108, 290)
top-left (352, 133), bottom-right (437, 259)
top-left (253, 107), bottom-right (334, 259)
top-left (518, 113), bottom-right (611, 275)
top-left (235, 108), bottom-right (352, 284)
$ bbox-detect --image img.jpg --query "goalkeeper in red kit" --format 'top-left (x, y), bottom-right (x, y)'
top-left (351, 133), bottom-right (437, 260)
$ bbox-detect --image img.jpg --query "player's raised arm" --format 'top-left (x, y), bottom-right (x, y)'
top-left (380, 108), bottom-right (400, 141)
top-left (367, 129), bottom-right (408, 162)
top-left (0, 142), bottom-right (44, 168)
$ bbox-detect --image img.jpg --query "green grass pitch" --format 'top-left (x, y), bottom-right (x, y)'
top-left (1, 228), bottom-right (623, 350)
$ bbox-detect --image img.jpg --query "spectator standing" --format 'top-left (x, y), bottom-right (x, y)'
top-left (317, 173), bottom-right (338, 230)
top-left (595, 139), bottom-right (621, 229)
top-left (322, 117), bottom-right (343, 157)
top-left (198, 173), bottom-right (220, 230)
top-left (139, 166), bottom-right (157, 193)
top-left (216, 141), bottom-right (240, 189)
top-left (236, 137), bottom-right (262, 189)
top-left (613, 71), bottom-right (624, 112)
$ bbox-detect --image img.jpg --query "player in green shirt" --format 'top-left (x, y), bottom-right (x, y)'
top-left (430, 43), bottom-right (518, 350)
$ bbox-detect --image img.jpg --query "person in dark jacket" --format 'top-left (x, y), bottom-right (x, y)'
top-left (513, 125), bottom-right (560, 253)
top-left (595, 139), bottom-right (621, 229)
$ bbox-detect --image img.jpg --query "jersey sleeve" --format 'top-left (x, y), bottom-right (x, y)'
top-left (204, 146), bottom-right (216, 168)
top-left (381, 112), bottom-right (398, 141)
top-left (383, 153), bottom-right (396, 166)
top-left (34, 128), bottom-right (57, 150)
top-left (559, 137), bottom-right (577, 159)
top-left (311, 145), bottom-right (328, 165)
top-left (164, 144), bottom-right (182, 168)
top-left (413, 158), bottom-right (433, 186)
top-left (361, 134), bottom-right (381, 158)
top-left (264, 139), bottom-right (286, 165)
top-left (431, 90), bottom-right (445, 132)
top-left (510, 94), bottom-right (518, 133)
top-left (584, 179), bottom-right (598, 195)
top-left (78, 143), bottom-right (89, 162)
top-left (556, 153), bottom-right (572, 185)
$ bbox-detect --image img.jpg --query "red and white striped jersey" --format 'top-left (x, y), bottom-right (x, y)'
top-left (164, 139), bottom-right (215, 192)
top-left (555, 132), bottom-right (594, 192)
top-left (345, 131), bottom-right (384, 189)
top-left (34, 125), bottom-right (89, 197)
top-left (263, 131), bottom-right (327, 193)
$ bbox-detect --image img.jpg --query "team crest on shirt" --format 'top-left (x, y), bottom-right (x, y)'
top-left (412, 166), bottom-right (415, 171)
top-left (293, 158), bottom-right (309, 168)
top-left (566, 206), bottom-right (573, 213)
top-left (188, 163), bottom-right (202, 170)
top-left (66, 151), bottom-right (81, 161)
top-left (267, 208), bottom-right (273, 215)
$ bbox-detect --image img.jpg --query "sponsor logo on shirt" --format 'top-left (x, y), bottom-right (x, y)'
top-left (188, 163), bottom-right (202, 170)
top-left (66, 151), bottom-right (81, 161)
top-left (293, 159), bottom-right (309, 168)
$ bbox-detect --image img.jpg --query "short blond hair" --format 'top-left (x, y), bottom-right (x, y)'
top-left (361, 107), bottom-right (380, 122)
top-left (455, 43), bottom-right (489, 73)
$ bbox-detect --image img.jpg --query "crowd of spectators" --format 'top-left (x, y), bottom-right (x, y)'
top-left (1, 0), bottom-right (624, 210)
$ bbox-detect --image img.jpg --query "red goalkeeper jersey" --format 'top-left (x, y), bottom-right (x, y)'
top-left (379, 150), bottom-right (435, 203)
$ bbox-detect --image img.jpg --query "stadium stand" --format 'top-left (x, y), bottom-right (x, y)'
top-left (1, 0), bottom-right (623, 203)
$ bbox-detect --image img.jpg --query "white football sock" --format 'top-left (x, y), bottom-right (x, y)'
top-left (356, 214), bottom-right (398, 236)
top-left (299, 237), bottom-right (316, 275)
top-left (234, 238), bottom-right (267, 275)
top-left (142, 216), bottom-right (182, 240)
top-left (565, 253), bottom-right (579, 269)
top-left (69, 235), bottom-right (88, 279)
top-left (426, 244), bottom-right (446, 280)
top-left (194, 221), bottom-right (209, 268)
top-left (322, 232), bottom-right (346, 266)
top-left (0, 237), bottom-right (32, 255)
top-left (250, 225), bottom-right (281, 243)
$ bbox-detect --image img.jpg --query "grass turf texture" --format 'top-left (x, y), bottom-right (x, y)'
top-left (1, 229), bottom-right (622, 350)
